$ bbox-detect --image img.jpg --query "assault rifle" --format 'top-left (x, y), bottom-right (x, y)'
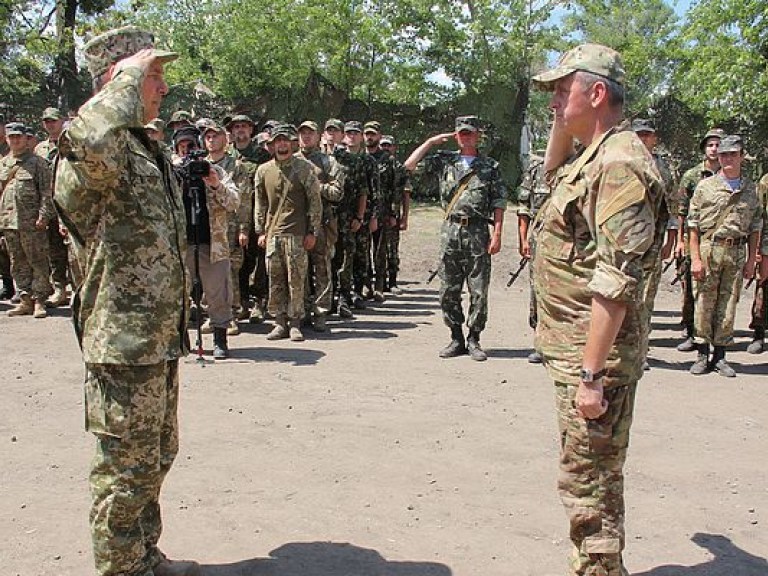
top-left (506, 258), bottom-right (530, 288)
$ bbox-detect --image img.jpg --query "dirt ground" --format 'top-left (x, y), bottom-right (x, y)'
top-left (2, 204), bottom-right (767, 576)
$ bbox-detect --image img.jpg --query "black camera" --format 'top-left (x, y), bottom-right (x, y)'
top-left (180, 149), bottom-right (210, 179)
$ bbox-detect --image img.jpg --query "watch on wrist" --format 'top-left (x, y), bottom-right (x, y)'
top-left (580, 368), bottom-right (606, 383)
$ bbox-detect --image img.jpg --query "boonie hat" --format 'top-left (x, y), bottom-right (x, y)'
top-left (83, 26), bottom-right (178, 80)
top-left (532, 43), bottom-right (625, 91)
top-left (699, 128), bottom-right (725, 151)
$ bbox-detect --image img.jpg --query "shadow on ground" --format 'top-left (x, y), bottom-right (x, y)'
top-left (634, 533), bottom-right (768, 576)
top-left (199, 541), bottom-right (452, 576)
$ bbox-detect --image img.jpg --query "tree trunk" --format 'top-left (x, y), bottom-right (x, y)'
top-left (55, 0), bottom-right (79, 112)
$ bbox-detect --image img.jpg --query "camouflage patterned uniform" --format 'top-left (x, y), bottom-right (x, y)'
top-left (296, 146), bottom-right (344, 317)
top-left (255, 154), bottom-right (322, 326)
top-left (369, 148), bottom-right (404, 295)
top-left (688, 174), bottom-right (762, 347)
top-left (423, 150), bottom-right (506, 335)
top-left (53, 28), bottom-right (189, 576)
top-left (748, 174), bottom-right (768, 349)
top-left (533, 128), bottom-right (662, 576)
top-left (353, 151), bottom-right (380, 296)
top-left (0, 149), bottom-right (54, 301)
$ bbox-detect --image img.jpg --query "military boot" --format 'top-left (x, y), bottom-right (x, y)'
top-left (0, 276), bottom-right (15, 300)
top-left (267, 316), bottom-right (288, 340)
top-left (712, 345), bottom-right (736, 378)
top-left (212, 327), bottom-right (229, 360)
top-left (45, 283), bottom-right (68, 307)
top-left (466, 330), bottom-right (488, 362)
top-left (200, 318), bottom-right (214, 334)
top-left (689, 343), bottom-right (711, 375)
top-left (747, 328), bottom-right (765, 355)
top-left (249, 299), bottom-right (265, 324)
top-left (338, 295), bottom-right (354, 319)
top-left (313, 314), bottom-right (327, 333)
top-left (527, 350), bottom-right (543, 364)
top-left (289, 319), bottom-right (305, 342)
top-left (7, 293), bottom-right (33, 316)
top-left (439, 326), bottom-right (466, 358)
top-left (33, 298), bottom-right (47, 319)
top-left (677, 324), bottom-right (697, 352)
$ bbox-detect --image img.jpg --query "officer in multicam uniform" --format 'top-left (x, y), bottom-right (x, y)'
top-left (688, 135), bottom-right (762, 377)
top-left (746, 172), bottom-right (768, 354)
top-left (34, 107), bottom-right (71, 308)
top-left (516, 150), bottom-right (550, 364)
top-left (675, 128), bottom-right (724, 352)
top-left (405, 115), bottom-right (507, 362)
top-left (255, 124), bottom-right (323, 342)
top-left (1, 122), bottom-right (54, 318)
top-left (532, 44), bottom-right (663, 576)
top-left (296, 120), bottom-right (344, 331)
top-left (53, 27), bottom-right (200, 576)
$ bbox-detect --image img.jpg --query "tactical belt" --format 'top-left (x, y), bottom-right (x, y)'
top-left (447, 214), bottom-right (492, 226)
top-left (710, 236), bottom-right (748, 247)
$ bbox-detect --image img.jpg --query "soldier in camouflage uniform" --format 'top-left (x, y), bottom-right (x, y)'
top-left (203, 121), bottom-right (250, 337)
top-left (0, 118), bottom-right (14, 299)
top-left (1, 122), bottom-right (54, 318)
top-left (53, 27), bottom-right (200, 576)
top-left (327, 118), bottom-right (369, 318)
top-left (516, 151), bottom-right (550, 364)
top-left (405, 115), bottom-right (507, 361)
top-left (34, 107), bottom-right (71, 308)
top-left (380, 135), bottom-right (412, 294)
top-left (688, 135), bottom-right (762, 377)
top-left (255, 124), bottom-right (323, 341)
top-left (746, 173), bottom-right (768, 354)
top-left (631, 119), bottom-right (677, 370)
top-left (296, 120), bottom-right (344, 331)
top-left (0, 120), bottom-right (7, 157)
top-left (675, 128), bottom-right (724, 352)
top-left (532, 44), bottom-right (663, 576)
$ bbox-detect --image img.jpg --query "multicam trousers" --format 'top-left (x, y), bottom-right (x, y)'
top-left (267, 234), bottom-right (308, 322)
top-left (556, 382), bottom-right (636, 576)
top-left (4, 227), bottom-right (51, 299)
top-left (86, 360), bottom-right (179, 576)
top-left (308, 218), bottom-right (337, 316)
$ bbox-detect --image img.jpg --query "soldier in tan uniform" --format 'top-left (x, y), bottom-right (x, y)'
top-left (1, 122), bottom-right (55, 318)
top-left (255, 124), bottom-right (323, 341)
top-left (688, 135), bottom-right (762, 376)
top-left (532, 44), bottom-right (663, 576)
top-left (53, 26), bottom-right (199, 576)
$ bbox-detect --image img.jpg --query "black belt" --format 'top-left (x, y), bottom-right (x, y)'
top-left (710, 236), bottom-right (748, 247)
top-left (447, 214), bottom-right (491, 226)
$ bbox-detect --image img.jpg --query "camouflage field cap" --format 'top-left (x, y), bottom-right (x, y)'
top-left (201, 120), bottom-right (226, 135)
top-left (380, 135), bottom-right (395, 146)
top-left (227, 114), bottom-right (256, 128)
top-left (455, 115), bottom-right (480, 132)
top-left (716, 135), bottom-right (744, 154)
top-left (144, 118), bottom-right (165, 132)
top-left (631, 118), bottom-right (655, 133)
top-left (172, 126), bottom-right (200, 146)
top-left (324, 118), bottom-right (344, 131)
top-left (532, 43), bottom-right (625, 91)
top-left (24, 126), bottom-right (38, 136)
top-left (42, 107), bottom-right (64, 121)
top-left (299, 120), bottom-right (319, 132)
top-left (262, 119), bottom-right (281, 134)
top-left (699, 128), bottom-right (725, 151)
top-left (83, 26), bottom-right (178, 79)
top-left (169, 110), bottom-right (193, 125)
top-left (5, 122), bottom-right (26, 136)
top-left (363, 121), bottom-right (381, 134)
top-left (344, 121), bottom-right (363, 133)
top-left (255, 133), bottom-right (270, 147)
top-left (269, 123), bottom-right (295, 142)
top-left (195, 117), bottom-right (217, 132)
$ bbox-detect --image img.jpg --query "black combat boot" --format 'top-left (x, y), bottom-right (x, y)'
top-left (712, 345), bottom-right (736, 378)
top-left (677, 324), bottom-right (696, 352)
top-left (213, 327), bottom-right (229, 360)
top-left (0, 276), bottom-right (14, 300)
top-left (747, 327), bottom-right (765, 355)
top-left (439, 326), bottom-right (466, 358)
top-left (689, 342), bottom-right (710, 375)
top-left (466, 330), bottom-right (488, 362)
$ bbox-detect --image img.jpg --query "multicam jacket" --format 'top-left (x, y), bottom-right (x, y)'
top-left (688, 174), bottom-right (762, 241)
top-left (54, 65), bottom-right (189, 365)
top-left (759, 174), bottom-right (768, 256)
top-left (516, 154), bottom-right (550, 221)
top-left (677, 161), bottom-right (716, 220)
top-left (296, 148), bottom-right (344, 226)
top-left (533, 128), bottom-right (663, 388)
top-left (0, 151), bottom-right (54, 229)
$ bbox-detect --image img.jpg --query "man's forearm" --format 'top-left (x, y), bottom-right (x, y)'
top-left (582, 294), bottom-right (627, 372)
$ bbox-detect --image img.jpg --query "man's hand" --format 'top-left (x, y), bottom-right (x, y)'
top-left (674, 242), bottom-right (686, 259)
top-left (386, 215), bottom-right (398, 229)
top-left (430, 132), bottom-right (455, 146)
top-left (257, 234), bottom-right (266, 249)
top-left (761, 254), bottom-right (768, 282)
top-left (303, 233), bottom-right (317, 251)
top-left (35, 218), bottom-right (47, 231)
top-left (743, 257), bottom-right (757, 280)
top-left (201, 168), bottom-right (220, 189)
top-left (369, 216), bottom-right (378, 233)
top-left (399, 218), bottom-right (409, 231)
top-left (487, 233), bottom-right (502, 255)
top-left (238, 232), bottom-right (249, 248)
top-left (350, 218), bottom-right (362, 233)
top-left (575, 381), bottom-right (608, 420)
top-left (691, 257), bottom-right (705, 281)
top-left (519, 239), bottom-right (531, 259)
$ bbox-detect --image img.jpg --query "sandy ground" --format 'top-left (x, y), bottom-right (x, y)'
top-left (2, 204), bottom-right (767, 576)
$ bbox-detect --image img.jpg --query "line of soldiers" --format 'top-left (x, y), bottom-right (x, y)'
top-left (518, 120), bottom-right (768, 377)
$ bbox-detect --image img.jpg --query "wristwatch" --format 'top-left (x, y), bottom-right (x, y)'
top-left (580, 368), bottom-right (606, 383)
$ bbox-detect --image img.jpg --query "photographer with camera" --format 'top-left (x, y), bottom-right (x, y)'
top-left (176, 126), bottom-right (240, 359)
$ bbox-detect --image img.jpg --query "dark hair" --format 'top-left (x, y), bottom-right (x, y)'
top-left (576, 71), bottom-right (624, 108)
